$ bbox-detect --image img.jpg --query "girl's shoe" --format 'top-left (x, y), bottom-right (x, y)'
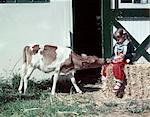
top-left (112, 82), bottom-right (121, 93)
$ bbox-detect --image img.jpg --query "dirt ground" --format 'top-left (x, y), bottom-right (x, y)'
top-left (41, 63), bottom-right (150, 116)
top-left (62, 82), bottom-right (150, 117)
top-left (65, 63), bottom-right (150, 117)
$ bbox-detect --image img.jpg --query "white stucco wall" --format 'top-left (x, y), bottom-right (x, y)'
top-left (0, 0), bottom-right (72, 81)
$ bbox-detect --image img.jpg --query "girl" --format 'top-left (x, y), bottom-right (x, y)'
top-left (101, 28), bottom-right (135, 92)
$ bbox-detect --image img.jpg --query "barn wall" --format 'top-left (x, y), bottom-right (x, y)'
top-left (0, 0), bottom-right (72, 79)
top-left (111, 0), bottom-right (150, 63)
top-left (113, 20), bottom-right (150, 63)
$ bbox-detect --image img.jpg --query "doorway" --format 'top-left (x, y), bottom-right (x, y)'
top-left (73, 0), bottom-right (102, 84)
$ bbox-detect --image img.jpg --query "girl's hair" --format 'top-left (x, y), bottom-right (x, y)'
top-left (113, 28), bottom-right (124, 38)
top-left (113, 28), bottom-right (131, 41)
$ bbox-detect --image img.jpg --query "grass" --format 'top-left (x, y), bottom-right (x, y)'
top-left (0, 73), bottom-right (150, 117)
top-left (0, 91), bottom-right (84, 117)
top-left (1, 95), bottom-right (92, 117)
top-left (126, 99), bottom-right (150, 113)
top-left (0, 74), bottom-right (85, 117)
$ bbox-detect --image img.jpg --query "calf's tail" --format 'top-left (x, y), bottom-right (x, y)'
top-left (23, 46), bottom-right (29, 63)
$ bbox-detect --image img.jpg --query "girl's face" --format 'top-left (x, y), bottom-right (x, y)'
top-left (115, 33), bottom-right (125, 44)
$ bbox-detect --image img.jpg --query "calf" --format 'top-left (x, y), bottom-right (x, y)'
top-left (18, 44), bottom-right (105, 95)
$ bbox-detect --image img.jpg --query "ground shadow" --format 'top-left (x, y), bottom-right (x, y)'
top-left (82, 86), bottom-right (100, 92)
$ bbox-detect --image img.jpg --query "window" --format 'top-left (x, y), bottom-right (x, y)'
top-left (0, 0), bottom-right (50, 3)
top-left (134, 0), bottom-right (141, 3)
top-left (121, 0), bottom-right (149, 3)
top-left (121, 0), bottom-right (132, 3)
top-left (134, 0), bottom-right (149, 3)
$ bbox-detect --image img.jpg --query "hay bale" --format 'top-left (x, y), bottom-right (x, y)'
top-left (103, 64), bottom-right (150, 99)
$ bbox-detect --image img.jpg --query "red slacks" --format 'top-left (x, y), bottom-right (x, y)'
top-left (101, 62), bottom-right (127, 83)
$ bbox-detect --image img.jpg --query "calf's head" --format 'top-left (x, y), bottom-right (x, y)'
top-left (79, 54), bottom-right (105, 69)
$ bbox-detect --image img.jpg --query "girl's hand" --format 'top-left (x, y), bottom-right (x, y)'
top-left (118, 53), bottom-right (124, 58)
top-left (112, 57), bottom-right (124, 63)
top-left (106, 58), bottom-right (112, 63)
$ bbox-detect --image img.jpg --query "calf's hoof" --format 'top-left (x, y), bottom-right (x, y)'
top-left (78, 90), bottom-right (83, 94)
top-left (18, 90), bottom-right (22, 94)
top-left (51, 91), bottom-right (55, 95)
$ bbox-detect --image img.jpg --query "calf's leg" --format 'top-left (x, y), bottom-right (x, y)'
top-left (51, 72), bottom-right (59, 95)
top-left (70, 73), bottom-right (82, 93)
top-left (23, 66), bottom-right (34, 94)
top-left (18, 64), bottom-right (27, 93)
top-left (18, 65), bottom-right (34, 94)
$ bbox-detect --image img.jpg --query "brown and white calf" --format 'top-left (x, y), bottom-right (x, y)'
top-left (18, 44), bottom-right (105, 95)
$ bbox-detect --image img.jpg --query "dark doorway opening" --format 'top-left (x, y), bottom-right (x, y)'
top-left (73, 0), bottom-right (102, 84)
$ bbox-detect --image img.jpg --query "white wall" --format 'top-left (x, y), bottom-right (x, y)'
top-left (0, 0), bottom-right (72, 80)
